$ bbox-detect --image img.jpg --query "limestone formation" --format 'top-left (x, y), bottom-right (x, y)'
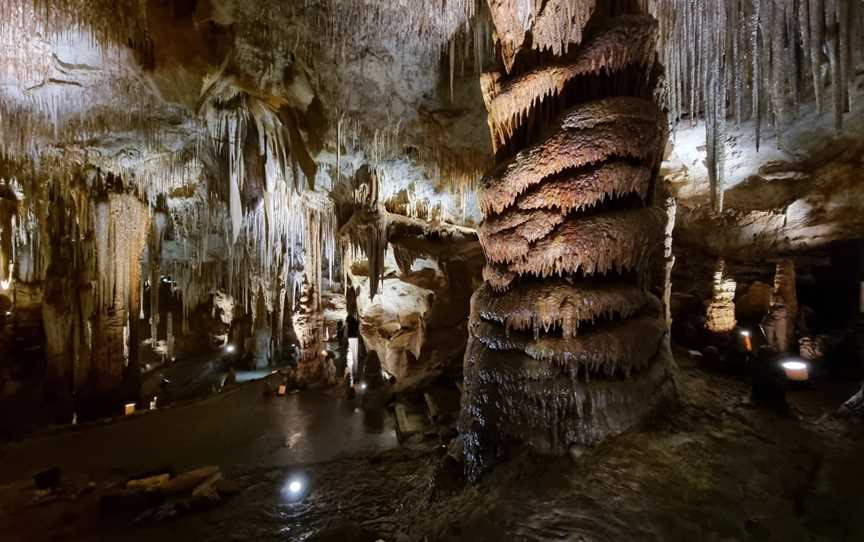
top-left (460, 2), bottom-right (675, 479)
top-left (705, 259), bottom-right (738, 334)
top-left (760, 259), bottom-right (798, 353)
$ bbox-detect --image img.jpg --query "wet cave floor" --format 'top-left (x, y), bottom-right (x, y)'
top-left (2, 348), bottom-right (864, 542)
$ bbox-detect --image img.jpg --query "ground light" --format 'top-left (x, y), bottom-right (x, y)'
top-left (781, 359), bottom-right (810, 382)
top-left (359, 382), bottom-right (368, 391)
top-left (224, 344), bottom-right (236, 353)
top-left (281, 475), bottom-right (308, 503)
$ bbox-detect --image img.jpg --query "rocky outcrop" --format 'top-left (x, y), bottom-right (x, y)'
top-left (664, 75), bottom-right (864, 260)
top-left (352, 240), bottom-right (483, 390)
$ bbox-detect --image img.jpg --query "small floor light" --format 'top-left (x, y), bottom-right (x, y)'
top-left (281, 475), bottom-right (308, 502)
top-left (224, 344), bottom-right (236, 353)
top-left (124, 402), bottom-right (136, 416)
top-left (740, 329), bottom-right (752, 352)
top-left (781, 360), bottom-right (810, 382)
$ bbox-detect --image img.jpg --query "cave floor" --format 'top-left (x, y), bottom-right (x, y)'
top-left (2, 348), bottom-right (864, 541)
top-left (0, 378), bottom-right (398, 484)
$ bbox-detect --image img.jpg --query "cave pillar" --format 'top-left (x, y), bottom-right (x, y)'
top-left (663, 197), bottom-right (677, 328)
top-left (761, 259), bottom-right (798, 353)
top-left (251, 290), bottom-right (272, 369)
top-left (705, 258), bottom-right (737, 334)
top-left (41, 274), bottom-right (76, 420)
top-left (459, 2), bottom-right (675, 479)
top-left (81, 193), bottom-right (150, 415)
top-left (294, 282), bottom-right (328, 385)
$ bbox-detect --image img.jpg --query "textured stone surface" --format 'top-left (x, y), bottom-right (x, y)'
top-left (461, 10), bottom-right (674, 479)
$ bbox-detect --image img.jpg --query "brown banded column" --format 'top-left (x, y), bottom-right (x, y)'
top-left (460, 2), bottom-right (676, 479)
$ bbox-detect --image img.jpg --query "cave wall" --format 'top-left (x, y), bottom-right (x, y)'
top-left (352, 245), bottom-right (483, 390)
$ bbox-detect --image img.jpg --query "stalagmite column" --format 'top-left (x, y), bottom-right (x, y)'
top-left (663, 197), bottom-right (677, 327)
top-left (251, 290), bottom-right (273, 369)
top-left (705, 258), bottom-right (737, 334)
top-left (761, 258), bottom-right (797, 353)
top-left (460, 2), bottom-right (675, 479)
top-left (294, 281), bottom-right (326, 385)
top-left (0, 196), bottom-right (16, 288)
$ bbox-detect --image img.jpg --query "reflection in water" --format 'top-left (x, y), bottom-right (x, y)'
top-left (234, 370), bottom-right (274, 382)
top-left (0, 381), bottom-right (398, 481)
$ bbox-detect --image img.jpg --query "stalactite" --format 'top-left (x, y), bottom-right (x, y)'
top-left (320, 0), bottom-right (476, 60)
top-left (93, 194), bottom-right (150, 317)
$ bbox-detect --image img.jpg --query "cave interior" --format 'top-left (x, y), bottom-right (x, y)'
top-left (2, 1), bottom-right (864, 540)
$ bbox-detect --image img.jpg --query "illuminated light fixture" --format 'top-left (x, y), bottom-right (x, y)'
top-left (149, 397), bottom-right (158, 410)
top-left (281, 476), bottom-right (308, 502)
top-left (4, 311), bottom-right (11, 317)
top-left (739, 329), bottom-right (752, 352)
top-left (0, 279), bottom-right (10, 291)
top-left (321, 350), bottom-right (327, 356)
top-left (359, 382), bottom-right (368, 391)
top-left (124, 403), bottom-right (136, 416)
top-left (781, 360), bottom-right (810, 382)
top-left (224, 344), bottom-right (236, 353)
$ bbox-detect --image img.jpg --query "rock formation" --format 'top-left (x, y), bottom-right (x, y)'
top-left (460, 2), bottom-right (676, 479)
top-left (761, 259), bottom-right (798, 353)
top-left (705, 259), bottom-right (738, 334)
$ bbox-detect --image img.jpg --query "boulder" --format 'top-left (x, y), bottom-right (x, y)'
top-left (126, 473), bottom-right (170, 491)
top-left (214, 478), bottom-right (247, 497)
top-left (161, 466), bottom-right (221, 496)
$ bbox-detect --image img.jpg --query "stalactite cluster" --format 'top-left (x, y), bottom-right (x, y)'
top-left (460, 1), bottom-right (676, 479)
top-left (319, 0), bottom-right (477, 60)
top-left (647, 0), bottom-right (864, 211)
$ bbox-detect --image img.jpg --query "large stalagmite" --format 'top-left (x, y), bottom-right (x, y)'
top-left (460, 1), bottom-right (676, 479)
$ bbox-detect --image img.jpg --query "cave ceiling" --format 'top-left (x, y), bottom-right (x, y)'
top-left (0, 0), bottom-right (490, 225)
top-left (1, 0), bottom-right (864, 276)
